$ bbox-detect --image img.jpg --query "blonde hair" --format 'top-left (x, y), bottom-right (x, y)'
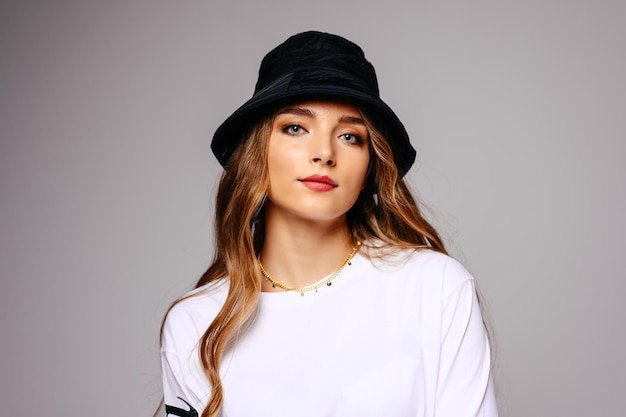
top-left (160, 105), bottom-right (447, 417)
top-left (348, 107), bottom-right (446, 254)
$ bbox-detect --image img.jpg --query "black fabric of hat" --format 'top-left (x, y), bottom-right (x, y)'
top-left (210, 31), bottom-right (416, 176)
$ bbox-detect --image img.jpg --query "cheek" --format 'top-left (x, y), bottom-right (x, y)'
top-left (266, 141), bottom-right (307, 194)
top-left (360, 163), bottom-right (369, 189)
top-left (355, 154), bottom-right (371, 190)
top-left (267, 138), bottom-right (307, 167)
top-left (266, 141), bottom-right (289, 181)
top-left (340, 155), bottom-right (370, 199)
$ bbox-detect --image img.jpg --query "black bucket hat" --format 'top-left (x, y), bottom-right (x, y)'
top-left (210, 31), bottom-right (416, 176)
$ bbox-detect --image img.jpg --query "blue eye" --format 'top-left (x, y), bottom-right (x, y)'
top-left (340, 133), bottom-right (362, 144)
top-left (283, 124), bottom-right (304, 135)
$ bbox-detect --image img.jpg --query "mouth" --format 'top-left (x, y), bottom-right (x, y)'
top-left (298, 175), bottom-right (338, 192)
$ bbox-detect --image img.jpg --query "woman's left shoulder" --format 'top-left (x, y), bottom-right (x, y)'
top-left (369, 247), bottom-right (475, 297)
top-left (410, 249), bottom-right (475, 293)
top-left (409, 249), bottom-right (472, 277)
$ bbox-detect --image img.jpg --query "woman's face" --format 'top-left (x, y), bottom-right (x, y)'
top-left (265, 100), bottom-right (370, 225)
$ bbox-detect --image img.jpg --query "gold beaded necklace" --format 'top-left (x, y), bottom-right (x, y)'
top-left (259, 242), bottom-right (361, 296)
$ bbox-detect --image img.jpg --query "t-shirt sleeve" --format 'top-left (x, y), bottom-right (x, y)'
top-left (161, 351), bottom-right (202, 416)
top-left (434, 261), bottom-right (498, 417)
top-left (160, 305), bottom-right (207, 416)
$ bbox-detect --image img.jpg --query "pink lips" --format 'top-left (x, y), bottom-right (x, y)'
top-left (299, 175), bottom-right (338, 192)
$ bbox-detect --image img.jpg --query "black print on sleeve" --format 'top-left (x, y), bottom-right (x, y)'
top-left (165, 397), bottom-right (198, 417)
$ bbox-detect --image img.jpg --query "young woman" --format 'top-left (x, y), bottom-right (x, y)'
top-left (160, 31), bottom-right (498, 417)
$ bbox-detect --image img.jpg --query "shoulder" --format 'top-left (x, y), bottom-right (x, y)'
top-left (413, 249), bottom-right (474, 289)
top-left (364, 245), bottom-right (474, 299)
top-left (162, 280), bottom-right (229, 354)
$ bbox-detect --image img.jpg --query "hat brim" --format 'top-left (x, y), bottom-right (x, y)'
top-left (211, 72), bottom-right (416, 176)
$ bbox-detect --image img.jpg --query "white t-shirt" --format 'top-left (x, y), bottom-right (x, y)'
top-left (161, 248), bottom-right (498, 417)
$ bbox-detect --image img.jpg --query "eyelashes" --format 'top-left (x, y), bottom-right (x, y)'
top-left (339, 133), bottom-right (364, 145)
top-left (281, 124), bottom-right (365, 145)
top-left (282, 124), bottom-right (306, 135)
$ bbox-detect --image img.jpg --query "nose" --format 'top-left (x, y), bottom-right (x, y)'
top-left (311, 155), bottom-right (335, 166)
top-left (310, 132), bottom-right (336, 167)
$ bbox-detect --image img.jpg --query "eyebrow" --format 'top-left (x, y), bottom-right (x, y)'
top-left (277, 107), bottom-right (366, 125)
top-left (277, 107), bottom-right (316, 117)
top-left (338, 115), bottom-right (366, 126)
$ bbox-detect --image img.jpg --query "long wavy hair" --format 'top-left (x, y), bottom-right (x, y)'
top-left (159, 104), bottom-right (447, 417)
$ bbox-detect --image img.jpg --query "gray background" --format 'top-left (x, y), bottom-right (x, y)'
top-left (1, 1), bottom-right (624, 416)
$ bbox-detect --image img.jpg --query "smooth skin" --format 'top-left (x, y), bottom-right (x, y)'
top-left (260, 100), bottom-right (370, 292)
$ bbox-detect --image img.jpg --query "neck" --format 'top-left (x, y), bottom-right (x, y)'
top-left (259, 214), bottom-right (356, 292)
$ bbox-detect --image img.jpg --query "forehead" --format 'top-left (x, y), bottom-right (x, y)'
top-left (274, 99), bottom-right (362, 117)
